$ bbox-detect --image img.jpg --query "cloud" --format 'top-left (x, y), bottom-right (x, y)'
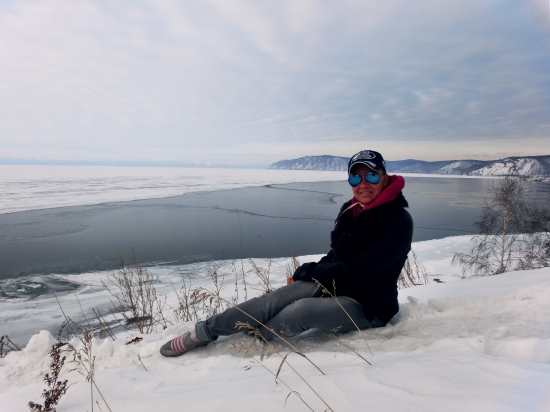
top-left (0, 0), bottom-right (548, 165)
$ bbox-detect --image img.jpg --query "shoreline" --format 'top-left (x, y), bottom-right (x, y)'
top-left (1, 235), bottom-right (477, 303)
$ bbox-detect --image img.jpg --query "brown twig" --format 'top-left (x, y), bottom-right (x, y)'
top-left (137, 354), bottom-right (147, 371)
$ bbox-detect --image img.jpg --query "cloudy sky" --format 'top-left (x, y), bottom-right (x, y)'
top-left (1, 1), bottom-right (549, 167)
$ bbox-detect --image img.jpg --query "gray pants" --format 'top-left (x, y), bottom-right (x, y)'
top-left (195, 280), bottom-right (373, 342)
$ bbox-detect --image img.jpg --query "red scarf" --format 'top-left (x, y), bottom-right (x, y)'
top-left (348, 175), bottom-right (405, 217)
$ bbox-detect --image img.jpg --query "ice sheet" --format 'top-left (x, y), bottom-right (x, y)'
top-left (0, 165), bottom-right (345, 214)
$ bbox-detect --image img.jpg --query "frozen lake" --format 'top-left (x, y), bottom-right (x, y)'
top-left (0, 165), bottom-right (548, 285)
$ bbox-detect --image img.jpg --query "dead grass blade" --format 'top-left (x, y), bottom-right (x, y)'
top-left (313, 279), bottom-right (372, 356)
top-left (66, 328), bottom-right (113, 412)
top-left (92, 309), bottom-right (116, 341)
top-left (328, 333), bottom-right (371, 365)
top-left (248, 354), bottom-right (314, 412)
top-left (398, 250), bottom-right (428, 289)
top-left (193, 290), bottom-right (325, 376)
top-left (0, 335), bottom-right (21, 358)
top-left (275, 352), bottom-right (292, 382)
top-left (285, 253), bottom-right (300, 281)
top-left (236, 321), bottom-right (334, 412)
top-left (249, 258), bottom-right (273, 294)
top-left (101, 249), bottom-right (168, 334)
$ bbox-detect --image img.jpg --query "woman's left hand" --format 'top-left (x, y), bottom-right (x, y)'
top-left (292, 262), bottom-right (316, 281)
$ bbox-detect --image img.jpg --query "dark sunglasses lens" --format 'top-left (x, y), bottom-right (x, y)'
top-left (365, 172), bottom-right (380, 184)
top-left (348, 175), bottom-right (362, 187)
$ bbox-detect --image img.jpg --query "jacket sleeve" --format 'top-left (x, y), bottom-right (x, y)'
top-left (303, 212), bottom-right (413, 288)
top-left (317, 248), bottom-right (336, 264)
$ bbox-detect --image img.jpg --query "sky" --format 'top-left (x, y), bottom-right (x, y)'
top-left (0, 1), bottom-right (549, 168)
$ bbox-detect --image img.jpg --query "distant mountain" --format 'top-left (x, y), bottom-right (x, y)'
top-left (268, 155), bottom-right (550, 178)
top-left (267, 155), bottom-right (349, 171)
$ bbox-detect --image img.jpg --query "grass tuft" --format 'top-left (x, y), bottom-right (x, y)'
top-left (28, 342), bottom-right (69, 412)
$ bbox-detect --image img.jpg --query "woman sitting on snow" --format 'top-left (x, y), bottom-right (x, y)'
top-left (160, 150), bottom-right (413, 357)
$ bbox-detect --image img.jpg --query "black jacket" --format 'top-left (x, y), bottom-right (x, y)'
top-left (293, 192), bottom-right (413, 325)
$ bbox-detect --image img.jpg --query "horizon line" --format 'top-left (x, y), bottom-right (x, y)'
top-left (1, 153), bottom-right (549, 168)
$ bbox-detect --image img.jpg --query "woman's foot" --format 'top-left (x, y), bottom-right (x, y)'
top-left (160, 329), bottom-right (208, 357)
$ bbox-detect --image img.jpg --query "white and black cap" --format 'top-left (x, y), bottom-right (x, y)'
top-left (348, 150), bottom-right (386, 174)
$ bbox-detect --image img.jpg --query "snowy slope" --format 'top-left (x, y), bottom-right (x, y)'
top-left (434, 160), bottom-right (481, 175)
top-left (1, 236), bottom-right (549, 412)
top-left (470, 157), bottom-right (548, 178)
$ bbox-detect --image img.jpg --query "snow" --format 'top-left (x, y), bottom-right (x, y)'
top-left (1, 236), bottom-right (549, 411)
top-left (435, 160), bottom-right (478, 175)
top-left (471, 158), bottom-right (546, 178)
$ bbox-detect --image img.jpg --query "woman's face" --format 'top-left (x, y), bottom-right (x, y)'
top-left (350, 165), bottom-right (388, 204)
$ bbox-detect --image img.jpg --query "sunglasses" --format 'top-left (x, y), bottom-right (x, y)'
top-left (348, 171), bottom-right (381, 186)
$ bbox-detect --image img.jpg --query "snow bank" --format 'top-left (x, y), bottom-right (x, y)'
top-left (1, 238), bottom-right (549, 411)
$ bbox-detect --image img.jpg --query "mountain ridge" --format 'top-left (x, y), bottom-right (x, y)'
top-left (267, 155), bottom-right (550, 178)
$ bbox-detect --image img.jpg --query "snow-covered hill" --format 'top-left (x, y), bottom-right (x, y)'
top-left (268, 155), bottom-right (550, 178)
top-left (469, 157), bottom-right (550, 178)
top-left (267, 155), bottom-right (349, 171)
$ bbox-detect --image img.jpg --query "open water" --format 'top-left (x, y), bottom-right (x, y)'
top-left (1, 176), bottom-right (548, 286)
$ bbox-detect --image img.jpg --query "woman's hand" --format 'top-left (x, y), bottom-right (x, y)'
top-left (292, 262), bottom-right (316, 282)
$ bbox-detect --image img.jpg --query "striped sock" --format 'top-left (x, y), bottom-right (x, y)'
top-left (160, 328), bottom-right (209, 357)
top-left (170, 334), bottom-right (188, 356)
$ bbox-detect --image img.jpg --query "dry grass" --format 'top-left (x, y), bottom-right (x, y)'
top-left (236, 212), bottom-right (248, 301)
top-left (92, 309), bottom-right (116, 341)
top-left (188, 264), bottom-right (228, 318)
top-left (44, 286), bottom-right (113, 412)
top-left (66, 328), bottom-right (112, 412)
top-left (285, 254), bottom-right (301, 281)
top-left (102, 249), bottom-right (168, 334)
top-left (249, 258), bottom-right (273, 294)
top-left (233, 337), bottom-right (314, 411)
top-left (37, 250), bottom-right (412, 411)
top-left (170, 272), bottom-right (200, 322)
top-left (0, 335), bottom-right (21, 358)
top-left (398, 250), bottom-right (428, 289)
top-left (236, 321), bottom-right (333, 412)
top-left (326, 333), bottom-right (371, 365)
top-left (312, 279), bottom-right (372, 355)
top-left (28, 342), bottom-right (69, 412)
top-left (191, 286), bottom-right (326, 378)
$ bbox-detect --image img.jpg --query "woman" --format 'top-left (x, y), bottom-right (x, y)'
top-left (160, 150), bottom-right (413, 357)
